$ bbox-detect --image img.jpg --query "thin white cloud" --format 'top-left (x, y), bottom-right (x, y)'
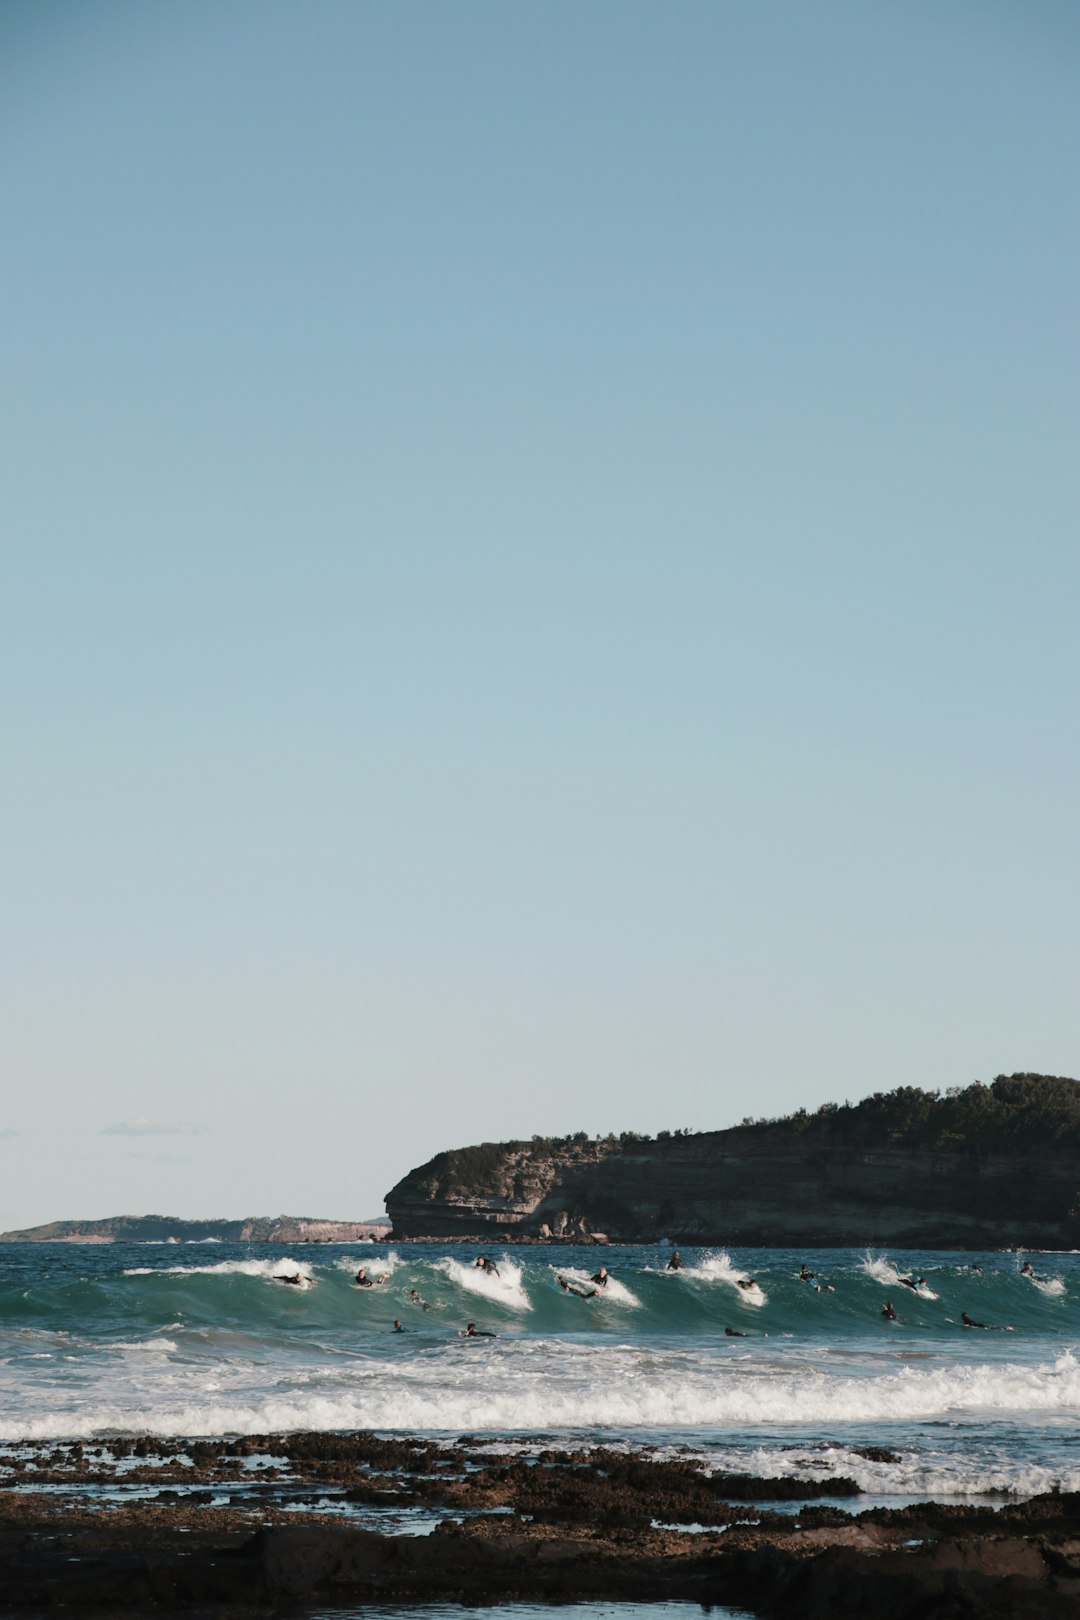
top-left (0, 1129), bottom-right (18, 1139)
top-left (103, 1117), bottom-right (201, 1137)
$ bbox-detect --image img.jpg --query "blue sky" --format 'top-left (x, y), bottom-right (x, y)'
top-left (2, 1), bottom-right (1077, 1228)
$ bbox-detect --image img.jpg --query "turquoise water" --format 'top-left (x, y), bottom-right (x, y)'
top-left (1, 1241), bottom-right (1078, 1503)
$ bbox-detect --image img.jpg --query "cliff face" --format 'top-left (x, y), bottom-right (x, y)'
top-left (386, 1078), bottom-right (1080, 1247)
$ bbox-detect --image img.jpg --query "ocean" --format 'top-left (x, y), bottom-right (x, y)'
top-left (2, 1240), bottom-right (1078, 1508)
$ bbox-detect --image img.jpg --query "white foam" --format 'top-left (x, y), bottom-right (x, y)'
top-left (677, 1251), bottom-right (766, 1306)
top-left (6, 1345), bottom-right (1080, 1444)
top-left (123, 1258), bottom-right (314, 1282)
top-left (335, 1251), bottom-right (401, 1280)
top-left (558, 1267), bottom-right (641, 1308)
top-left (863, 1251), bottom-right (899, 1286)
top-left (708, 1440), bottom-right (1080, 1502)
top-left (109, 1339), bottom-right (178, 1353)
top-left (1031, 1277), bottom-right (1067, 1297)
top-left (437, 1256), bottom-right (533, 1312)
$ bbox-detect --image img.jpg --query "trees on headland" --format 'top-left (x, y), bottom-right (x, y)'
top-left (400, 1074), bottom-right (1080, 1202)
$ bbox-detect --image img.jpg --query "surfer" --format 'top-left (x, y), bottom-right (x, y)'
top-left (475, 1256), bottom-right (500, 1277)
top-left (282, 1272), bottom-right (306, 1287)
top-left (375, 1272), bottom-right (390, 1285)
top-left (667, 1251), bottom-right (683, 1271)
top-left (1020, 1261), bottom-right (1046, 1282)
top-left (355, 1268), bottom-right (373, 1287)
top-left (591, 1267), bottom-right (609, 1287)
top-left (557, 1275), bottom-right (597, 1299)
top-left (882, 1301), bottom-right (898, 1321)
top-left (409, 1288), bottom-right (429, 1311)
top-left (897, 1275), bottom-right (918, 1291)
top-left (736, 1277), bottom-right (758, 1292)
top-left (392, 1319), bottom-right (407, 1332)
top-left (463, 1322), bottom-right (497, 1338)
top-left (961, 1312), bottom-right (986, 1328)
top-left (799, 1263), bottom-right (815, 1281)
top-left (724, 1327), bottom-right (747, 1337)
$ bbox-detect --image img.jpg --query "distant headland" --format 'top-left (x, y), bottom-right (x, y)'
top-left (0, 1215), bottom-right (391, 1244)
top-left (385, 1073), bottom-right (1080, 1249)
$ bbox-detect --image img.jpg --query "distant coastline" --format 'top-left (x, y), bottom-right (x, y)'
top-left (0, 1215), bottom-right (391, 1245)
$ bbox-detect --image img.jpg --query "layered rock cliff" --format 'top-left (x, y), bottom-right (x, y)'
top-left (385, 1074), bottom-right (1080, 1247)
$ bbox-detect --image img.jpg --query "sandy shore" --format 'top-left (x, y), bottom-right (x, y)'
top-left (2, 1433), bottom-right (1078, 1616)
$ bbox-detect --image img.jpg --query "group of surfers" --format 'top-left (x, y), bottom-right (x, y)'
top-left (280, 1249), bottom-right (1043, 1336)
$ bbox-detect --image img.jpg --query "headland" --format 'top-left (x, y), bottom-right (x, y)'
top-left (386, 1073), bottom-right (1080, 1247)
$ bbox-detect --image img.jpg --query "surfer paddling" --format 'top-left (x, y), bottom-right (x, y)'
top-left (354, 1268), bottom-right (373, 1287)
top-left (557, 1275), bottom-right (597, 1299)
top-left (462, 1322), bottom-right (497, 1338)
top-left (962, 1310), bottom-right (1013, 1331)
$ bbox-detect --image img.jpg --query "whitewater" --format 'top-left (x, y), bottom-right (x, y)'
top-left (2, 1241), bottom-right (1078, 1506)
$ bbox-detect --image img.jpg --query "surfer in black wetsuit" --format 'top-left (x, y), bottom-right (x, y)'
top-left (961, 1312), bottom-right (985, 1328)
top-left (409, 1288), bottom-right (429, 1311)
top-left (667, 1251), bottom-right (683, 1271)
top-left (557, 1275), bottom-right (597, 1299)
top-left (736, 1278), bottom-right (758, 1292)
top-left (882, 1301), bottom-right (898, 1321)
top-left (355, 1268), bottom-right (373, 1287)
top-left (591, 1267), bottom-right (609, 1287)
top-left (799, 1263), bottom-right (815, 1281)
top-left (463, 1322), bottom-right (497, 1338)
top-left (282, 1272), bottom-right (305, 1287)
top-left (724, 1327), bottom-right (746, 1336)
top-left (392, 1319), bottom-right (407, 1332)
top-left (475, 1256), bottom-right (500, 1278)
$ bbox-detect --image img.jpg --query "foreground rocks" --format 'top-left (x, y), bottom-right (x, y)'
top-left (1, 1434), bottom-right (1078, 1616)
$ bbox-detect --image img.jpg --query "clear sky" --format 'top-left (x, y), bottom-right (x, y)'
top-left (2, 0), bottom-right (1077, 1230)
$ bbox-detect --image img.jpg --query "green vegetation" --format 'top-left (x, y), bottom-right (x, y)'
top-left (401, 1075), bottom-right (1080, 1199)
top-left (739, 1073), bottom-right (1080, 1150)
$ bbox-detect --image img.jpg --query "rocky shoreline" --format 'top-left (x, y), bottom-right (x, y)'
top-left (2, 1433), bottom-right (1078, 1616)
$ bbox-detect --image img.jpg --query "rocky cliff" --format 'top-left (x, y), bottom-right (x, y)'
top-left (385, 1074), bottom-right (1080, 1247)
